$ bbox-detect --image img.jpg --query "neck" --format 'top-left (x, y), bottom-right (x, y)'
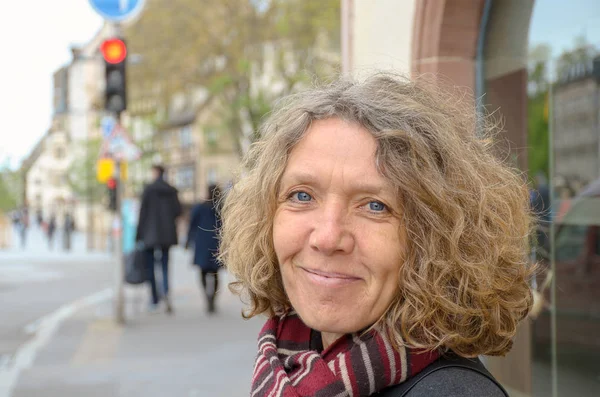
top-left (321, 332), bottom-right (344, 350)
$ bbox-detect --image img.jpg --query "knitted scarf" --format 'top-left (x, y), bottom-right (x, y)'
top-left (251, 312), bottom-right (440, 397)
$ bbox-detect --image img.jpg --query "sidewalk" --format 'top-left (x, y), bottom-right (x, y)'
top-left (1, 226), bottom-right (104, 261)
top-left (9, 247), bottom-right (263, 397)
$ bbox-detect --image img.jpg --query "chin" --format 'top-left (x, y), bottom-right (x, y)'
top-left (295, 301), bottom-right (370, 335)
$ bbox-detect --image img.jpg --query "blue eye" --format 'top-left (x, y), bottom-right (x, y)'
top-left (293, 191), bottom-right (312, 202)
top-left (368, 201), bottom-right (386, 212)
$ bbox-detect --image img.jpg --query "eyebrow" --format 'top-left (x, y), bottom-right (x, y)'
top-left (280, 170), bottom-right (393, 196)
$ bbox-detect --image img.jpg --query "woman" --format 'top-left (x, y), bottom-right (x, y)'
top-left (186, 184), bottom-right (222, 313)
top-left (219, 74), bottom-right (533, 396)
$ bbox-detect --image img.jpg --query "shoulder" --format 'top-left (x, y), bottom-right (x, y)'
top-left (404, 367), bottom-right (506, 397)
top-left (196, 201), bottom-right (212, 211)
top-left (143, 182), bottom-right (156, 194)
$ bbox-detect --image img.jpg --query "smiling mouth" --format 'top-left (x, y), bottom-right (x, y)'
top-left (300, 267), bottom-right (361, 287)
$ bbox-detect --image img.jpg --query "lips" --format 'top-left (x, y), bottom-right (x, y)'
top-left (300, 266), bottom-right (361, 287)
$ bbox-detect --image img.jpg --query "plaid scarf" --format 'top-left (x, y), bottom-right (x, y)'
top-left (251, 312), bottom-right (439, 397)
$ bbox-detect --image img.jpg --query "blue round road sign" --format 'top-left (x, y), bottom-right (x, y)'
top-left (89, 0), bottom-right (146, 22)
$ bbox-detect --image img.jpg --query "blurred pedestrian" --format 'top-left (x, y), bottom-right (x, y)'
top-left (186, 184), bottom-right (222, 314)
top-left (47, 215), bottom-right (56, 250)
top-left (136, 165), bottom-right (182, 314)
top-left (62, 212), bottom-right (75, 251)
top-left (18, 206), bottom-right (29, 248)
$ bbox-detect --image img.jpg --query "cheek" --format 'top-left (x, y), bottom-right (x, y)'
top-left (360, 224), bottom-right (405, 282)
top-left (272, 210), bottom-right (302, 263)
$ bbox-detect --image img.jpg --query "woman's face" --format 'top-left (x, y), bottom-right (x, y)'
top-left (273, 118), bottom-right (405, 339)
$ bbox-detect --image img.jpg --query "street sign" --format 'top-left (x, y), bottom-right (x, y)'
top-left (88, 0), bottom-right (146, 22)
top-left (106, 124), bottom-right (142, 162)
top-left (101, 116), bottom-right (117, 138)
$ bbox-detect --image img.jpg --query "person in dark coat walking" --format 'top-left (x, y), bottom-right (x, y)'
top-left (136, 165), bottom-right (182, 313)
top-left (186, 184), bottom-right (222, 313)
top-left (47, 215), bottom-right (56, 250)
top-left (62, 212), bottom-right (75, 252)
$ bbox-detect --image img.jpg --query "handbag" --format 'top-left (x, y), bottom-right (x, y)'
top-left (124, 245), bottom-right (148, 285)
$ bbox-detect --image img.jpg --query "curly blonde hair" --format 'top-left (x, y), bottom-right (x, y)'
top-left (218, 73), bottom-right (534, 357)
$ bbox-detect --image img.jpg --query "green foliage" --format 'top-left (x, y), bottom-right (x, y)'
top-left (67, 138), bottom-right (105, 203)
top-left (556, 36), bottom-right (598, 78)
top-left (0, 158), bottom-right (21, 211)
top-left (527, 93), bottom-right (549, 180)
top-left (125, 0), bottom-right (341, 156)
top-left (0, 171), bottom-right (19, 211)
top-left (528, 44), bottom-right (551, 96)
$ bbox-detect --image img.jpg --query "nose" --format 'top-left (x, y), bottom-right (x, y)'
top-left (309, 200), bottom-right (355, 255)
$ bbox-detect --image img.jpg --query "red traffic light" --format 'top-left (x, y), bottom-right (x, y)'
top-left (107, 178), bottom-right (117, 190)
top-left (101, 38), bottom-right (127, 64)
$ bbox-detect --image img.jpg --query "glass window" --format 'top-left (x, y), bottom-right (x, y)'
top-left (528, 1), bottom-right (600, 396)
top-left (180, 125), bottom-right (193, 147)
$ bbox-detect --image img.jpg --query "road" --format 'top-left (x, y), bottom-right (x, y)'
top-left (0, 226), bottom-right (262, 397)
top-left (0, 227), bottom-right (113, 364)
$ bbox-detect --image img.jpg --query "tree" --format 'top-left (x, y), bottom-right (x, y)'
top-left (67, 137), bottom-right (105, 203)
top-left (555, 36), bottom-right (598, 79)
top-left (528, 92), bottom-right (549, 180)
top-left (0, 161), bottom-right (21, 212)
top-left (528, 43), bottom-right (551, 95)
top-left (125, 0), bottom-right (340, 156)
top-left (527, 44), bottom-right (552, 180)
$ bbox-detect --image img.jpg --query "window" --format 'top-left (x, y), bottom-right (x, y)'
top-left (180, 126), bottom-right (193, 147)
top-left (55, 147), bottom-right (65, 159)
top-left (174, 165), bottom-right (195, 189)
top-left (206, 128), bottom-right (218, 146)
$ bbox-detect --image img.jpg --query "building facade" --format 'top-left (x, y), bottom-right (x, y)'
top-left (24, 127), bottom-right (72, 225)
top-left (553, 57), bottom-right (600, 187)
top-left (156, 105), bottom-right (240, 211)
top-left (22, 23), bottom-right (118, 249)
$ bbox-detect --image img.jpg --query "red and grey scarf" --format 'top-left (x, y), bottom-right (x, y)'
top-left (251, 312), bottom-right (439, 397)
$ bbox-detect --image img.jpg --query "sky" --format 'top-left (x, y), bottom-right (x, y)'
top-left (0, 1), bottom-right (103, 169)
top-left (1, 0), bottom-right (599, 170)
top-left (529, 0), bottom-right (600, 57)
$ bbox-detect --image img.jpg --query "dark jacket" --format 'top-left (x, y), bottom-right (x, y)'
top-left (186, 201), bottom-right (220, 272)
top-left (377, 354), bottom-right (507, 397)
top-left (136, 178), bottom-right (182, 248)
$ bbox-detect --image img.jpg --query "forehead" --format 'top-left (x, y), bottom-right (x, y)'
top-left (281, 118), bottom-right (391, 191)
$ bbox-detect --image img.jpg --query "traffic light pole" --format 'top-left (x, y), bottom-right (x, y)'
top-left (114, 155), bottom-right (125, 325)
top-left (101, 23), bottom-right (127, 325)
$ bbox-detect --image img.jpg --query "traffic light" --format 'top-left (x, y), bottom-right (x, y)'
top-left (107, 177), bottom-right (119, 211)
top-left (101, 38), bottom-right (127, 115)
